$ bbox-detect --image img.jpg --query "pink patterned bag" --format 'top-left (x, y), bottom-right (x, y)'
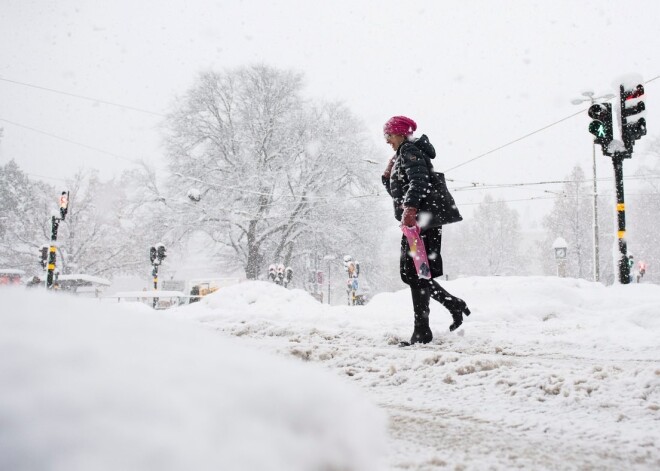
top-left (401, 225), bottom-right (432, 280)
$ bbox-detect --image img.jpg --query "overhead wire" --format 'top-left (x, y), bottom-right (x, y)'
top-left (164, 171), bottom-right (660, 214)
top-left (4, 72), bottom-right (659, 176)
top-left (17, 169), bottom-right (660, 223)
top-left (0, 117), bottom-right (140, 164)
top-left (25, 172), bottom-right (68, 183)
top-left (16, 141), bottom-right (660, 210)
top-left (0, 76), bottom-right (165, 117)
top-left (443, 109), bottom-right (586, 173)
top-left (451, 174), bottom-right (660, 192)
top-left (4, 73), bottom-right (660, 207)
top-left (443, 73), bottom-right (660, 174)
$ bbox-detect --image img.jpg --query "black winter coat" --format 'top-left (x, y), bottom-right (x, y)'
top-left (382, 135), bottom-right (462, 228)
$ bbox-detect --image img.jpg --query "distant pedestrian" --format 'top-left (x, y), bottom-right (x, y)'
top-left (26, 276), bottom-right (42, 288)
top-left (381, 116), bottom-right (470, 345)
top-left (637, 260), bottom-right (647, 283)
top-left (343, 255), bottom-right (360, 305)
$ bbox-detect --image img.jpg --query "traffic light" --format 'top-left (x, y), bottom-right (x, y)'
top-left (588, 102), bottom-right (613, 152)
top-left (157, 245), bottom-right (167, 262)
top-left (59, 191), bottom-right (69, 220)
top-left (620, 84), bottom-right (646, 152)
top-left (150, 246), bottom-right (157, 264)
top-left (40, 245), bottom-right (49, 269)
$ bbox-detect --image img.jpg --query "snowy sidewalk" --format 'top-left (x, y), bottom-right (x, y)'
top-left (181, 277), bottom-right (660, 470)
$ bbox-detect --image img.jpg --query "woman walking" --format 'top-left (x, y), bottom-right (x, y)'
top-left (381, 116), bottom-right (470, 345)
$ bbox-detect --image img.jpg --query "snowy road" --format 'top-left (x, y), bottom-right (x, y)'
top-left (224, 331), bottom-right (658, 469)
top-left (182, 277), bottom-right (660, 470)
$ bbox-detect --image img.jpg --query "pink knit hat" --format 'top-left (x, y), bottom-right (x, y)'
top-left (383, 116), bottom-right (417, 136)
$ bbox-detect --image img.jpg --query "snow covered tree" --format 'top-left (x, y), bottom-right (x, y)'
top-left (540, 165), bottom-right (603, 279)
top-left (117, 161), bottom-right (200, 278)
top-left (162, 65), bottom-right (383, 281)
top-left (626, 138), bottom-right (660, 283)
top-left (0, 160), bottom-right (53, 273)
top-left (54, 170), bottom-right (147, 277)
top-left (0, 159), bottom-right (173, 281)
top-left (444, 194), bottom-right (523, 276)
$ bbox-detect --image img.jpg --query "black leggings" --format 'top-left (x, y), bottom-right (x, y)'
top-left (400, 226), bottom-right (464, 315)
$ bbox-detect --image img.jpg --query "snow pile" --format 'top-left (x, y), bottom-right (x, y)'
top-left (0, 288), bottom-right (387, 471)
top-left (445, 276), bottom-right (660, 355)
top-left (180, 276), bottom-right (660, 469)
top-left (3, 277), bottom-right (658, 470)
top-left (200, 280), bottom-right (322, 316)
top-left (187, 277), bottom-right (660, 357)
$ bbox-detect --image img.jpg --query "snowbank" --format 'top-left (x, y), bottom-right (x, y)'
top-left (186, 277), bottom-right (660, 357)
top-left (179, 277), bottom-right (660, 469)
top-left (4, 276), bottom-right (657, 470)
top-left (0, 288), bottom-right (387, 471)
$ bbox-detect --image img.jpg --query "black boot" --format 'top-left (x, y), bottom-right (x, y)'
top-left (410, 288), bottom-right (433, 344)
top-left (449, 301), bottom-right (471, 332)
top-left (411, 310), bottom-right (433, 344)
top-left (429, 280), bottom-right (470, 332)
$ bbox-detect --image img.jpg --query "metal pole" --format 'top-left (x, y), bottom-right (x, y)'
top-left (591, 140), bottom-right (600, 282)
top-left (585, 94), bottom-right (600, 282)
top-left (572, 92), bottom-right (613, 282)
top-left (46, 215), bottom-right (59, 289)
top-left (152, 265), bottom-right (159, 309)
top-left (327, 260), bottom-right (331, 305)
top-left (612, 155), bottom-right (630, 284)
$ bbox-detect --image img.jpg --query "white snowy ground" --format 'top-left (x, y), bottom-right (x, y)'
top-left (0, 288), bottom-right (386, 471)
top-left (2, 276), bottom-right (659, 470)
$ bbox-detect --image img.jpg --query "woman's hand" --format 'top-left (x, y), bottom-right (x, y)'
top-left (401, 206), bottom-right (418, 227)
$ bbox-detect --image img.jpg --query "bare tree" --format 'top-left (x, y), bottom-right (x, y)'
top-left (163, 65), bottom-right (382, 280)
top-left (626, 138), bottom-right (660, 283)
top-left (541, 165), bottom-right (594, 279)
top-left (55, 170), bottom-right (146, 277)
top-left (444, 194), bottom-right (523, 276)
top-left (0, 160), bottom-right (53, 273)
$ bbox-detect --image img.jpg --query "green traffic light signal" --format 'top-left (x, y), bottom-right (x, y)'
top-left (587, 103), bottom-right (613, 147)
top-left (589, 121), bottom-right (607, 138)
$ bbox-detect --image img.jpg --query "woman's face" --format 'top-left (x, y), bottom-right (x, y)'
top-left (385, 133), bottom-right (406, 152)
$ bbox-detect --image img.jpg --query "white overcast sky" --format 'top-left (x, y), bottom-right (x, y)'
top-left (2, 0), bottom-right (660, 228)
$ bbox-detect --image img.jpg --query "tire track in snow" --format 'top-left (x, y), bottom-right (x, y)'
top-left (191, 315), bottom-right (660, 469)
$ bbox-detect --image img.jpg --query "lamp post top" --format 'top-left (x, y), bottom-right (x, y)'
top-left (552, 237), bottom-right (568, 249)
top-left (571, 92), bottom-right (615, 106)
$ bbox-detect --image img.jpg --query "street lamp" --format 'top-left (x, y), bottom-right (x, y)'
top-left (553, 237), bottom-right (568, 277)
top-left (571, 90), bottom-right (615, 282)
top-left (323, 255), bottom-right (336, 304)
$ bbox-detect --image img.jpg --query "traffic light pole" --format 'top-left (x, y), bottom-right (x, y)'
top-left (46, 216), bottom-right (60, 289)
top-left (46, 191), bottom-right (69, 289)
top-left (323, 255), bottom-right (335, 304)
top-left (152, 265), bottom-right (159, 309)
top-left (327, 259), bottom-right (331, 305)
top-left (580, 81), bottom-right (645, 285)
top-left (149, 244), bottom-right (166, 309)
top-left (590, 134), bottom-right (601, 283)
top-left (610, 81), bottom-right (646, 285)
top-left (578, 93), bottom-right (614, 282)
top-left (611, 154), bottom-right (630, 284)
